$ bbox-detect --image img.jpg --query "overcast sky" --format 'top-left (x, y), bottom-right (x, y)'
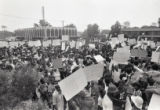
top-left (0, 0), bottom-right (160, 32)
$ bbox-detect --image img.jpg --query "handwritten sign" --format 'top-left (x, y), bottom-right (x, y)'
top-left (58, 68), bottom-right (87, 101)
top-left (118, 34), bottom-right (125, 42)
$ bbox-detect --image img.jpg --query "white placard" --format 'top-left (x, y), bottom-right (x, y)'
top-left (94, 55), bottom-right (105, 62)
top-left (58, 68), bottom-right (87, 101)
top-left (148, 94), bottom-right (160, 110)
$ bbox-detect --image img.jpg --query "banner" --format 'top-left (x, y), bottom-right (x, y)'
top-left (131, 49), bottom-right (147, 58)
top-left (151, 52), bottom-right (160, 63)
top-left (10, 42), bottom-right (19, 47)
top-left (58, 68), bottom-right (87, 101)
top-left (83, 63), bottom-right (104, 81)
top-left (62, 35), bottom-right (69, 41)
top-left (148, 94), bottom-right (160, 110)
top-left (94, 55), bottom-right (105, 62)
top-left (52, 58), bottom-right (63, 69)
top-left (113, 52), bottom-right (130, 64)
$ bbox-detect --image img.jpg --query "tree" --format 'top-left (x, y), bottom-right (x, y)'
top-left (110, 21), bottom-right (121, 37)
top-left (64, 24), bottom-right (76, 28)
top-left (123, 21), bottom-right (130, 28)
top-left (86, 24), bottom-right (100, 42)
top-left (12, 65), bottom-right (40, 101)
top-left (33, 19), bottom-right (52, 27)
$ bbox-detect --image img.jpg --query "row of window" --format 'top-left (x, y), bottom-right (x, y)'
top-left (15, 28), bottom-right (77, 39)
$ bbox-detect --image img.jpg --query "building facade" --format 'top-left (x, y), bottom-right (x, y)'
top-left (15, 27), bottom-right (77, 40)
top-left (122, 27), bottom-right (160, 41)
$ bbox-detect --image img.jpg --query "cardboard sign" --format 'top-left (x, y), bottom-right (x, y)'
top-left (52, 58), bottom-right (63, 69)
top-left (113, 52), bottom-right (130, 64)
top-left (62, 35), bottom-right (69, 41)
top-left (89, 44), bottom-right (95, 49)
top-left (83, 63), bottom-right (104, 81)
top-left (52, 39), bottom-right (61, 46)
top-left (118, 34), bottom-right (125, 42)
top-left (61, 42), bottom-right (66, 50)
top-left (28, 40), bottom-right (41, 47)
top-left (131, 49), bottom-right (148, 58)
top-left (58, 68), bottom-right (87, 101)
top-left (148, 94), bottom-right (160, 110)
top-left (94, 55), bottom-right (105, 62)
top-left (128, 39), bottom-right (136, 45)
top-left (151, 52), bottom-right (160, 63)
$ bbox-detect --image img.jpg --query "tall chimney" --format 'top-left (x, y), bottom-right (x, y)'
top-left (158, 18), bottom-right (160, 28)
top-left (42, 6), bottom-right (45, 20)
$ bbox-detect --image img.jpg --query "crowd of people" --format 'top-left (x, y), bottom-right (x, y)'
top-left (0, 40), bottom-right (160, 110)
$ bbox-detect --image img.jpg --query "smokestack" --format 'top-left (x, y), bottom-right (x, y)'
top-left (158, 18), bottom-right (160, 28)
top-left (42, 6), bottom-right (45, 20)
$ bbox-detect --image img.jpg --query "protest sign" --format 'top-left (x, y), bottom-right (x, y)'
top-left (52, 39), bottom-right (61, 46)
top-left (94, 55), bottom-right (105, 62)
top-left (58, 68), bottom-right (87, 101)
top-left (151, 52), bottom-right (160, 63)
top-left (125, 97), bottom-right (132, 110)
top-left (128, 39), bottom-right (136, 45)
top-left (89, 44), bottom-right (95, 49)
top-left (112, 69), bottom-right (121, 82)
top-left (10, 42), bottom-right (19, 47)
top-left (148, 94), bottom-right (160, 110)
top-left (111, 38), bottom-right (119, 44)
top-left (28, 40), bottom-right (41, 47)
top-left (83, 63), bottom-right (104, 81)
top-left (70, 41), bottom-right (76, 48)
top-left (156, 42), bottom-right (160, 47)
top-left (62, 35), bottom-right (69, 41)
top-left (52, 58), bottom-right (63, 69)
top-left (117, 46), bottom-right (130, 53)
top-left (43, 40), bottom-right (51, 47)
top-left (149, 41), bottom-right (156, 49)
top-left (118, 34), bottom-right (125, 42)
top-left (113, 52), bottom-right (130, 64)
top-left (131, 49), bottom-right (148, 58)
top-left (61, 42), bottom-right (65, 50)
top-left (0, 41), bottom-right (8, 47)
